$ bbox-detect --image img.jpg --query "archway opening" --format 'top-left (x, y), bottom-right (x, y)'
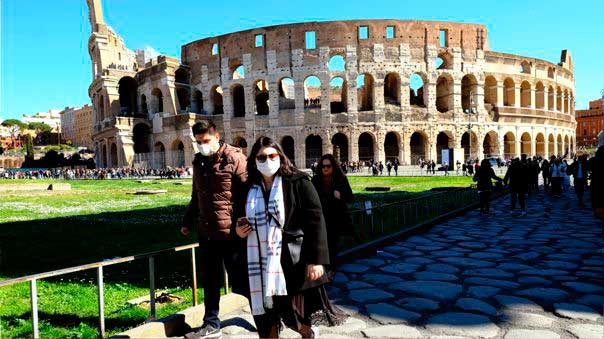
top-left (535, 133), bottom-right (545, 157)
top-left (384, 132), bottom-right (400, 162)
top-left (436, 132), bottom-right (453, 165)
top-left (483, 131), bottom-right (499, 158)
top-left (410, 73), bottom-right (426, 107)
top-left (279, 78), bottom-right (295, 110)
top-left (520, 81), bottom-right (531, 108)
top-left (152, 88), bottom-right (164, 113)
top-left (461, 131), bottom-right (478, 161)
top-left (305, 135), bottom-right (323, 168)
top-left (384, 73), bottom-right (401, 106)
top-left (484, 76), bottom-right (497, 108)
top-left (281, 136), bottom-right (295, 164)
top-left (504, 132), bottom-right (516, 159)
top-left (254, 80), bottom-right (269, 115)
top-left (503, 78), bottom-right (515, 107)
top-left (436, 75), bottom-right (453, 113)
top-left (232, 84), bottom-right (245, 117)
top-left (410, 131), bottom-right (428, 165)
top-left (520, 132), bottom-right (531, 156)
top-left (461, 74), bottom-right (478, 112)
top-left (357, 74), bottom-right (374, 111)
top-left (210, 86), bottom-right (223, 115)
top-left (330, 77), bottom-right (347, 113)
top-left (304, 76), bottom-right (322, 110)
top-left (358, 132), bottom-right (375, 162)
top-left (133, 123), bottom-right (151, 154)
top-left (331, 133), bottom-right (349, 163)
top-left (118, 76), bottom-right (138, 116)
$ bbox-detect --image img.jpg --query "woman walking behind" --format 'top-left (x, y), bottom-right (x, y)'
top-left (236, 137), bottom-right (346, 338)
top-left (474, 159), bottom-right (503, 215)
top-left (311, 154), bottom-right (355, 271)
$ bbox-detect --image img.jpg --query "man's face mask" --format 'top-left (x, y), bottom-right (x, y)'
top-left (196, 133), bottom-right (219, 156)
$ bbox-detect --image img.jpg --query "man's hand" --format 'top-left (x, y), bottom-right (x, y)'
top-left (180, 227), bottom-right (190, 236)
top-left (334, 190), bottom-right (341, 200)
top-left (307, 265), bottom-right (324, 281)
top-left (236, 217), bottom-right (252, 238)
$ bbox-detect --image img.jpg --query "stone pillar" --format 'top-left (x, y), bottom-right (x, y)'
top-left (350, 130), bottom-right (359, 162)
top-left (496, 83), bottom-right (504, 108)
top-left (268, 80), bottom-right (280, 128)
top-left (400, 72), bottom-right (410, 115)
top-left (544, 87), bottom-right (549, 111)
top-left (514, 86), bottom-right (521, 108)
top-left (402, 129), bottom-right (411, 165)
top-left (530, 87), bottom-right (536, 109)
top-left (376, 130), bottom-right (385, 164)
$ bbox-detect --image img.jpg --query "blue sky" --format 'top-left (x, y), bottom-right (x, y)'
top-left (1, 0), bottom-right (603, 120)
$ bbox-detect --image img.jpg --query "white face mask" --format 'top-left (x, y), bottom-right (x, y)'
top-left (256, 157), bottom-right (280, 177)
top-left (198, 143), bottom-right (214, 156)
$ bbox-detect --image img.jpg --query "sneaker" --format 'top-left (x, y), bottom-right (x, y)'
top-left (185, 324), bottom-right (222, 339)
top-left (310, 325), bottom-right (319, 338)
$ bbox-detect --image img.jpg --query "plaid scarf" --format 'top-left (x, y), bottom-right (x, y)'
top-left (245, 175), bottom-right (287, 315)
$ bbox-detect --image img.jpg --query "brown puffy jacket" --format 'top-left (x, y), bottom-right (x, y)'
top-left (182, 142), bottom-right (248, 240)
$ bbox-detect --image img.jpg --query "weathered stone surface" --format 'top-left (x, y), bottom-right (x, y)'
top-left (355, 258), bottom-right (386, 267)
top-left (562, 282), bottom-right (604, 293)
top-left (518, 269), bottom-right (569, 276)
top-left (566, 324), bottom-right (604, 339)
top-left (345, 281), bottom-right (373, 290)
top-left (455, 298), bottom-right (497, 315)
top-left (380, 263), bottom-right (420, 274)
top-left (333, 272), bottom-right (348, 283)
top-left (543, 260), bottom-right (579, 270)
top-left (425, 263), bottom-right (460, 274)
top-left (463, 268), bottom-right (514, 278)
top-left (361, 324), bottom-right (422, 338)
top-left (553, 303), bottom-right (602, 321)
top-left (576, 294), bottom-right (604, 308)
top-left (516, 288), bottom-right (569, 302)
top-left (503, 329), bottom-right (560, 339)
top-left (391, 281), bottom-right (462, 301)
top-left (464, 277), bottom-right (520, 289)
top-left (494, 295), bottom-right (544, 313)
top-left (339, 263), bottom-right (370, 273)
top-left (467, 286), bottom-right (500, 298)
top-left (517, 276), bottom-right (552, 285)
top-left (425, 312), bottom-right (500, 338)
top-left (366, 303), bottom-right (421, 324)
top-left (502, 312), bottom-right (556, 327)
top-left (404, 257), bottom-right (435, 265)
top-left (498, 263), bottom-right (533, 271)
top-left (440, 257), bottom-right (494, 268)
top-left (396, 297), bottom-right (440, 312)
top-left (413, 271), bottom-right (459, 282)
top-left (349, 289), bottom-right (394, 303)
top-left (362, 273), bottom-right (403, 285)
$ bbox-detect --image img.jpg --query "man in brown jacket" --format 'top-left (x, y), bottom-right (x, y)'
top-left (181, 120), bottom-right (248, 339)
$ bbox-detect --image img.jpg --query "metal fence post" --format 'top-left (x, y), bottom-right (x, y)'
top-left (148, 256), bottom-right (156, 320)
top-left (30, 279), bottom-right (39, 339)
top-left (191, 247), bottom-right (198, 306)
top-left (223, 268), bottom-right (230, 295)
top-left (97, 266), bottom-right (105, 338)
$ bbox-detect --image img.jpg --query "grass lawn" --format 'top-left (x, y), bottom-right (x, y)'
top-left (0, 176), bottom-right (472, 337)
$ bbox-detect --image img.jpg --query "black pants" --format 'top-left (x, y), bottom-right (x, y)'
top-left (542, 173), bottom-right (550, 188)
top-left (479, 191), bottom-right (492, 213)
top-left (551, 177), bottom-right (563, 196)
top-left (197, 238), bottom-right (241, 329)
top-left (575, 178), bottom-right (587, 203)
top-left (510, 191), bottom-right (526, 211)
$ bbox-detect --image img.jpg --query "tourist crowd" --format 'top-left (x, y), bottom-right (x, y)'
top-left (0, 167), bottom-right (192, 180)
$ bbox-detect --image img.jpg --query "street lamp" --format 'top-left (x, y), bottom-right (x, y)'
top-left (464, 91), bottom-right (477, 162)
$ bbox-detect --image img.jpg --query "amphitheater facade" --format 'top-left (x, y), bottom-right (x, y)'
top-left (86, 0), bottom-right (576, 169)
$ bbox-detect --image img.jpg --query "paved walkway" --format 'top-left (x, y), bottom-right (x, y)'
top-left (220, 189), bottom-right (603, 338)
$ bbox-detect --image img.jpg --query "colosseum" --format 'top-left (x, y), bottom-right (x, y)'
top-left (86, 0), bottom-right (576, 169)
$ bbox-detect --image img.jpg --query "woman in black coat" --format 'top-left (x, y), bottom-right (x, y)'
top-left (473, 158), bottom-right (502, 214)
top-left (311, 154), bottom-right (354, 269)
top-left (235, 137), bottom-right (345, 338)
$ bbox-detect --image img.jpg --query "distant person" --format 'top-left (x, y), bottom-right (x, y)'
top-left (541, 158), bottom-right (551, 191)
top-left (443, 162), bottom-right (449, 176)
top-left (386, 161), bottom-right (392, 176)
top-left (550, 158), bottom-right (565, 198)
top-left (181, 120), bottom-right (248, 339)
top-left (504, 156), bottom-right (529, 216)
top-left (473, 158), bottom-right (503, 214)
top-left (393, 159), bottom-right (399, 176)
top-left (568, 154), bottom-right (589, 208)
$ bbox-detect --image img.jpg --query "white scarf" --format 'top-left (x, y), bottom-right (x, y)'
top-left (245, 175), bottom-right (288, 315)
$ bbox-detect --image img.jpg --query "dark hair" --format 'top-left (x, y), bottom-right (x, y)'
top-left (247, 136), bottom-right (297, 182)
top-left (315, 154), bottom-right (346, 182)
top-left (192, 120), bottom-right (217, 136)
top-left (480, 158), bottom-right (491, 170)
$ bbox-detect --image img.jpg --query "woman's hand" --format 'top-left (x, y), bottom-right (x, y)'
top-left (307, 265), bottom-right (324, 281)
top-left (236, 217), bottom-right (252, 238)
top-left (334, 190), bottom-right (341, 200)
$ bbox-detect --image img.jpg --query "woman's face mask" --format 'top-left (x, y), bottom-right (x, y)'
top-left (255, 151), bottom-right (280, 177)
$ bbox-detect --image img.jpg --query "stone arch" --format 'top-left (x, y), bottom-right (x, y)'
top-left (176, 87), bottom-right (191, 113)
top-left (101, 144), bottom-right (107, 168)
top-left (99, 94), bottom-right (106, 121)
top-left (384, 72), bottom-right (401, 106)
top-left (520, 81), bottom-right (531, 108)
top-left (461, 131), bottom-right (479, 161)
top-left (557, 134), bottom-right (563, 157)
top-left (232, 64), bottom-right (245, 80)
top-left (133, 123), bottom-right (151, 154)
top-left (503, 78), bottom-right (515, 107)
top-left (171, 139), bottom-right (186, 167)
top-left (109, 143), bottom-right (118, 167)
top-left (436, 74), bottom-right (454, 113)
top-left (484, 76), bottom-right (497, 107)
top-left (535, 133), bottom-right (545, 157)
top-left (436, 51), bottom-right (453, 70)
top-left (279, 77), bottom-right (295, 110)
top-left (151, 88), bottom-right (164, 113)
top-left (483, 131), bottom-right (499, 158)
top-left (304, 76), bottom-right (322, 110)
top-left (210, 85), bottom-right (224, 115)
top-left (504, 132), bottom-right (516, 159)
top-left (556, 86), bottom-right (562, 112)
top-left (384, 131), bottom-right (400, 162)
top-left (193, 90), bottom-right (204, 114)
top-left (410, 72), bottom-right (427, 107)
top-left (520, 60), bottom-right (531, 74)
top-left (331, 133), bottom-right (349, 162)
top-left (564, 89), bottom-right (569, 113)
top-left (254, 79), bottom-right (269, 115)
top-left (154, 141), bottom-right (166, 168)
top-left (520, 132), bottom-right (531, 155)
top-left (281, 136), bottom-right (295, 164)
top-left (140, 94), bottom-right (149, 115)
top-left (436, 131), bottom-right (455, 164)
top-left (547, 85), bottom-right (555, 111)
top-left (461, 74), bottom-right (478, 112)
top-left (357, 73), bottom-right (374, 111)
top-left (118, 76), bottom-right (138, 116)
top-left (175, 68), bottom-right (190, 84)
top-left (358, 132), bottom-right (376, 162)
top-left (305, 134), bottom-right (323, 168)
top-left (564, 135), bottom-right (570, 155)
top-left (231, 84), bottom-right (246, 117)
top-left (330, 77), bottom-right (347, 113)
top-left (535, 82), bottom-right (545, 109)
top-left (328, 55), bottom-right (346, 72)
top-left (548, 134), bottom-right (555, 157)
top-left (410, 131), bottom-right (429, 165)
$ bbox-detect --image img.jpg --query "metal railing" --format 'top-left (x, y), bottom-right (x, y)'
top-left (347, 186), bottom-right (478, 244)
top-left (0, 243), bottom-right (231, 338)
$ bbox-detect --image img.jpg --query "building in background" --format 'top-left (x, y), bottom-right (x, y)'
top-left (576, 97), bottom-right (604, 147)
top-left (22, 109), bottom-right (62, 133)
top-left (60, 105), bottom-right (94, 149)
top-left (0, 124), bottom-right (23, 150)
